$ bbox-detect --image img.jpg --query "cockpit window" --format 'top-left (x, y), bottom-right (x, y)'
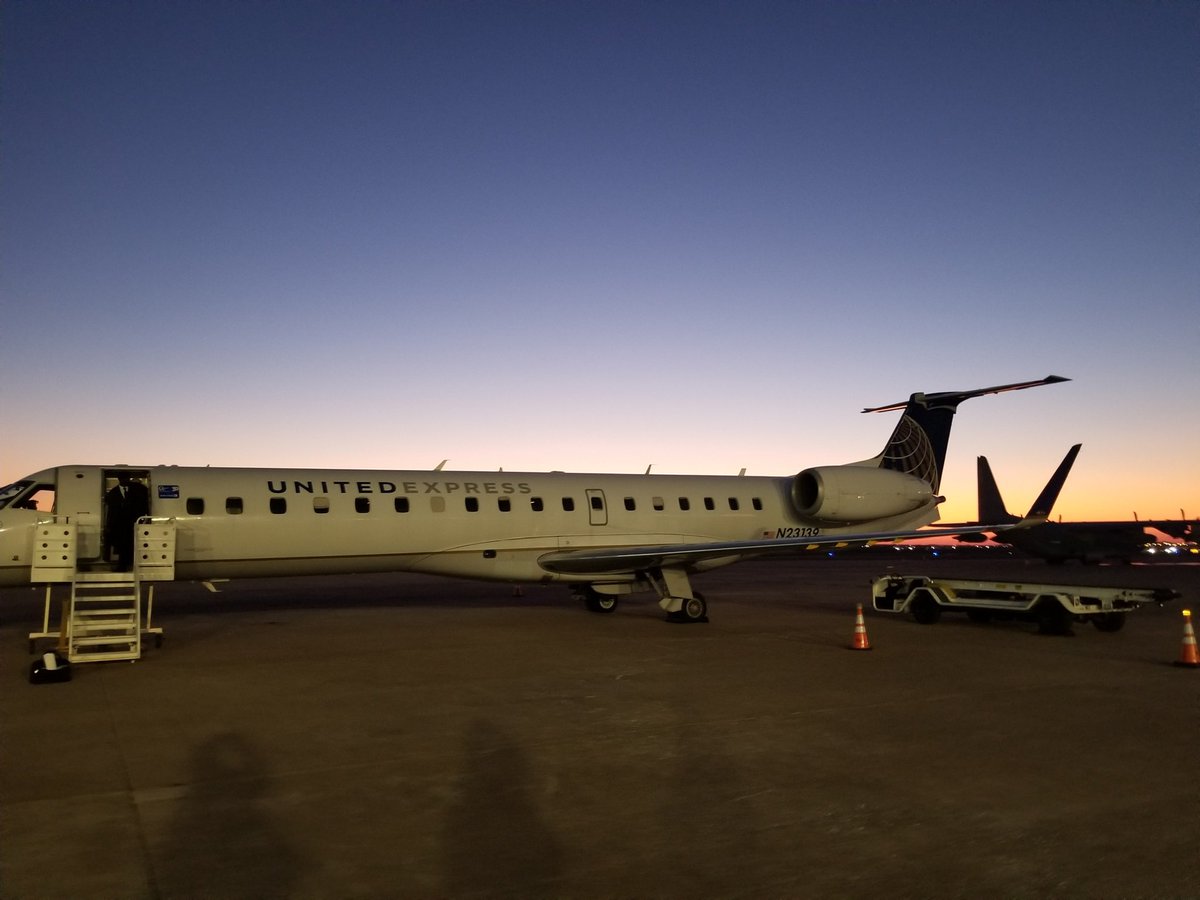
top-left (0, 481), bottom-right (33, 510)
top-left (21, 487), bottom-right (57, 512)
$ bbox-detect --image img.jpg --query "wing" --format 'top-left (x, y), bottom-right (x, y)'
top-left (537, 524), bottom-right (1016, 576)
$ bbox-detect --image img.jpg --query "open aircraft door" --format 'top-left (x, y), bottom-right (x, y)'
top-left (53, 467), bottom-right (104, 561)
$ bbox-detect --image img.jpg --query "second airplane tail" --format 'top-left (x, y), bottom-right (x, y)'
top-left (978, 443), bottom-right (1082, 524)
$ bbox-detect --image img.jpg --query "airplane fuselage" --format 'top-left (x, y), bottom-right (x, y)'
top-left (0, 463), bottom-right (935, 589)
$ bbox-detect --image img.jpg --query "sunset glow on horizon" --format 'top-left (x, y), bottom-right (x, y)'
top-left (2, 2), bottom-right (1196, 528)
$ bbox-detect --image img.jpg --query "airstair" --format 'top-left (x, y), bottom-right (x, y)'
top-left (28, 518), bottom-right (177, 663)
top-left (67, 572), bottom-right (141, 661)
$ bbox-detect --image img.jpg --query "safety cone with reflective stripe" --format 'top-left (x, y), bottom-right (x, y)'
top-left (850, 603), bottom-right (872, 651)
top-left (1174, 609), bottom-right (1199, 668)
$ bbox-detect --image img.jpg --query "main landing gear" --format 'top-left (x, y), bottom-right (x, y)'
top-left (575, 567), bottom-right (709, 624)
top-left (664, 592), bottom-right (708, 624)
top-left (653, 567), bottom-right (708, 624)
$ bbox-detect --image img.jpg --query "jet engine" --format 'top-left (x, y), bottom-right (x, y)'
top-left (792, 466), bottom-right (935, 524)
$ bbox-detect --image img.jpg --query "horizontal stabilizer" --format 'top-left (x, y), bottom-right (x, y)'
top-left (862, 375), bottom-right (1070, 415)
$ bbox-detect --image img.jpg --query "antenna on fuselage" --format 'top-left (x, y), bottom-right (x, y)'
top-left (434, 460), bottom-right (448, 471)
top-left (645, 464), bottom-right (653, 475)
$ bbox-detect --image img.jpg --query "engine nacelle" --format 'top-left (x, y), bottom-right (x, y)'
top-left (792, 466), bottom-right (935, 524)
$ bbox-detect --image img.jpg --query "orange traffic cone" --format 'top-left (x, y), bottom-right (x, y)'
top-left (1174, 609), bottom-right (1199, 668)
top-left (850, 603), bottom-right (872, 651)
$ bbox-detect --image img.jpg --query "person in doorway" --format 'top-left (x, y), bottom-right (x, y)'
top-left (104, 473), bottom-right (150, 571)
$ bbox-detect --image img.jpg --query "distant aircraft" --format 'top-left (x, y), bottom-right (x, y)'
top-left (963, 445), bottom-right (1198, 564)
top-left (0, 376), bottom-right (1067, 622)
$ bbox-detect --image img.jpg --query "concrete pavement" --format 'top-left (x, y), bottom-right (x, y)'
top-left (2, 555), bottom-right (1196, 898)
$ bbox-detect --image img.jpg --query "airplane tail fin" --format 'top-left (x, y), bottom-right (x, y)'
top-left (976, 455), bottom-right (1016, 525)
top-left (862, 375), bottom-right (1069, 493)
top-left (979, 443), bottom-right (1081, 524)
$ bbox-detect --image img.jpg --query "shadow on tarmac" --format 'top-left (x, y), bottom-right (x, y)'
top-left (441, 719), bottom-right (564, 896)
top-left (154, 733), bottom-right (304, 897)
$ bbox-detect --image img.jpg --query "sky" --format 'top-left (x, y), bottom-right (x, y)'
top-left (2, 0), bottom-right (1197, 525)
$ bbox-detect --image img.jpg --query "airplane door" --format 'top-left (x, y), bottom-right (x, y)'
top-left (586, 489), bottom-right (607, 526)
top-left (54, 467), bottom-right (104, 560)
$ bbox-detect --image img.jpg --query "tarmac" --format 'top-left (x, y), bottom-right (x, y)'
top-left (2, 553), bottom-right (1197, 899)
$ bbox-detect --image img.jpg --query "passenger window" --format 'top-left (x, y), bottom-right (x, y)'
top-left (395, 498), bottom-right (410, 513)
top-left (678, 497), bottom-right (690, 511)
top-left (431, 497), bottom-right (446, 513)
top-left (355, 497), bottom-right (370, 513)
top-left (270, 498), bottom-right (287, 514)
top-left (624, 497), bottom-right (636, 511)
top-left (499, 498), bottom-right (511, 512)
top-left (226, 497), bottom-right (243, 515)
top-left (313, 497), bottom-right (330, 514)
top-left (187, 498), bottom-right (205, 515)
top-left (531, 497), bottom-right (544, 512)
top-left (653, 497), bottom-right (664, 511)
top-left (728, 498), bottom-right (740, 511)
top-left (752, 498), bottom-right (763, 511)
top-left (466, 498), bottom-right (479, 512)
top-left (562, 497), bottom-right (575, 512)
top-left (590, 495), bottom-right (604, 511)
top-left (704, 497), bottom-right (715, 511)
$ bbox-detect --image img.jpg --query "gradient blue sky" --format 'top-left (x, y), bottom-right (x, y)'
top-left (3, 1), bottom-right (1197, 523)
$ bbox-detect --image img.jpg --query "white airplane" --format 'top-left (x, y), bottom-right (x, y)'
top-left (0, 376), bottom-right (1067, 622)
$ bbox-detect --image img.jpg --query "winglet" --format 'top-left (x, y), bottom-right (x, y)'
top-left (1024, 443), bottom-right (1081, 521)
top-left (978, 443), bottom-right (1081, 529)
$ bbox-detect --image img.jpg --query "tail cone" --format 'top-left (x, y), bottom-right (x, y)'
top-left (850, 603), bottom-right (872, 651)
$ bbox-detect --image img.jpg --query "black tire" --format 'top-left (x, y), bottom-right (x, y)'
top-left (910, 590), bottom-right (941, 624)
top-left (1091, 612), bottom-right (1126, 633)
top-left (667, 592), bottom-right (708, 624)
top-left (583, 589), bottom-right (618, 614)
top-left (1035, 598), bottom-right (1073, 635)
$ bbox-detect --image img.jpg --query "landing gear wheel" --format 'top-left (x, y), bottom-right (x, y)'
top-left (586, 594), bottom-right (618, 614)
top-left (579, 587), bottom-right (618, 614)
top-left (667, 592), bottom-right (708, 624)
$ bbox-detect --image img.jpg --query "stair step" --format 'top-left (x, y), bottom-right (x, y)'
top-left (70, 649), bottom-right (140, 661)
top-left (72, 634), bottom-right (138, 646)
top-left (74, 572), bottom-right (138, 583)
top-left (73, 609), bottom-right (136, 619)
